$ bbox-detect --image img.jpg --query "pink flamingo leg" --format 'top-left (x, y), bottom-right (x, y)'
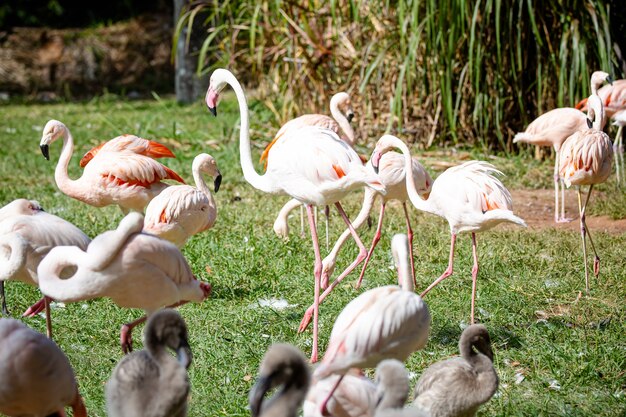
top-left (306, 204), bottom-right (322, 363)
top-left (355, 202), bottom-right (386, 288)
top-left (421, 233), bottom-right (457, 298)
top-left (402, 202), bottom-right (416, 288)
top-left (298, 202), bottom-right (369, 332)
top-left (45, 296), bottom-right (52, 339)
top-left (470, 233), bottom-right (479, 325)
top-left (577, 185), bottom-right (600, 294)
top-left (22, 296), bottom-right (51, 317)
top-left (0, 282), bottom-right (8, 316)
top-left (320, 374), bottom-right (345, 416)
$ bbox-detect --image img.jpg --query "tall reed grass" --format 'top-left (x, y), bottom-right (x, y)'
top-left (175, 0), bottom-right (622, 151)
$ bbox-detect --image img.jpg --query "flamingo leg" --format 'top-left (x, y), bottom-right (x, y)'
top-left (576, 188), bottom-right (591, 294)
top-left (355, 202), bottom-right (386, 288)
top-left (45, 296), bottom-right (53, 339)
top-left (470, 233), bottom-right (479, 325)
top-left (0, 281), bottom-right (8, 316)
top-left (325, 205), bottom-right (330, 250)
top-left (320, 374), bottom-right (345, 416)
top-left (305, 204), bottom-right (322, 363)
top-left (403, 202), bottom-right (416, 288)
top-left (421, 233), bottom-right (457, 298)
top-left (300, 205), bottom-right (305, 237)
top-left (615, 126), bottom-right (624, 184)
top-left (298, 202), bottom-right (368, 333)
top-left (22, 296), bottom-right (51, 317)
top-left (553, 155), bottom-right (560, 223)
top-left (580, 185), bottom-right (601, 278)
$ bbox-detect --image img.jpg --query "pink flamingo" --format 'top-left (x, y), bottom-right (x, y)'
top-left (0, 199), bottom-right (90, 337)
top-left (205, 68), bottom-right (384, 362)
top-left (371, 135), bottom-right (526, 324)
top-left (269, 92), bottom-right (356, 243)
top-left (143, 153), bottom-right (221, 247)
top-left (39, 120), bottom-right (185, 213)
top-left (515, 71), bottom-right (612, 222)
top-left (559, 94), bottom-right (613, 293)
top-left (79, 134), bottom-right (177, 167)
top-left (313, 234), bottom-right (431, 414)
top-left (612, 112), bottom-right (626, 183)
top-left (34, 212), bottom-right (212, 353)
top-left (0, 318), bottom-right (87, 417)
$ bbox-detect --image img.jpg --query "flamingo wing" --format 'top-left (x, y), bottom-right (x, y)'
top-left (86, 151), bottom-right (185, 188)
top-left (515, 108), bottom-right (587, 148)
top-left (80, 135), bottom-right (176, 167)
top-left (559, 130), bottom-right (613, 186)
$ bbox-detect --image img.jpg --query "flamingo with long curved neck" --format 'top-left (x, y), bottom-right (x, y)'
top-left (205, 68), bottom-right (385, 362)
top-left (370, 135), bottom-right (526, 324)
top-left (39, 120), bottom-right (185, 213)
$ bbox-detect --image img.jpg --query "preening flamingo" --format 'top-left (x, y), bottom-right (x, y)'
top-left (412, 324), bottom-right (498, 417)
top-left (39, 120), bottom-right (185, 213)
top-left (106, 309), bottom-right (192, 417)
top-left (312, 234), bottom-right (430, 415)
top-left (373, 359), bottom-right (428, 417)
top-left (35, 212), bottom-right (212, 353)
top-left (371, 135), bottom-right (527, 324)
top-left (205, 68), bottom-right (385, 362)
top-left (0, 318), bottom-right (87, 417)
top-left (249, 343), bottom-right (311, 417)
top-left (269, 92), bottom-right (356, 243)
top-left (79, 134), bottom-right (177, 167)
top-left (0, 198), bottom-right (90, 337)
top-left (144, 153), bottom-right (221, 247)
top-left (304, 370), bottom-right (377, 417)
top-left (559, 94), bottom-right (613, 293)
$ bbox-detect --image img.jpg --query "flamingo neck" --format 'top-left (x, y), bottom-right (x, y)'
top-left (397, 246), bottom-right (413, 292)
top-left (192, 165), bottom-right (217, 225)
top-left (0, 234), bottom-right (27, 281)
top-left (55, 129), bottom-right (78, 194)
top-left (330, 102), bottom-right (354, 146)
top-left (388, 138), bottom-right (438, 217)
top-left (589, 95), bottom-right (605, 130)
top-left (223, 72), bottom-right (276, 193)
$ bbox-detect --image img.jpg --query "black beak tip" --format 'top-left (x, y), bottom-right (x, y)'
top-left (40, 144), bottom-right (50, 160)
top-left (347, 113), bottom-right (354, 123)
top-left (373, 163), bottom-right (379, 174)
top-left (209, 107), bottom-right (217, 117)
top-left (607, 75), bottom-right (614, 85)
top-left (214, 174), bottom-right (222, 193)
top-left (587, 118), bottom-right (593, 128)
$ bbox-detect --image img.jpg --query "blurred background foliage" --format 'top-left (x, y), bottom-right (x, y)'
top-left (175, 0), bottom-right (626, 150)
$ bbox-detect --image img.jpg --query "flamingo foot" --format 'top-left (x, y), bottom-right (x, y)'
top-left (298, 307), bottom-right (314, 333)
top-left (555, 216), bottom-right (574, 223)
top-left (593, 256), bottom-right (600, 277)
top-left (120, 324), bottom-right (133, 354)
top-left (321, 271), bottom-right (330, 290)
top-left (22, 297), bottom-right (47, 317)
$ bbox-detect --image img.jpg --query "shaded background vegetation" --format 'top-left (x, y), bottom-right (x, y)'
top-left (176, 0), bottom-right (626, 149)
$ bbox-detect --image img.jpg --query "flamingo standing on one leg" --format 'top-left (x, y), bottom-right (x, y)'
top-left (268, 92), bottom-right (356, 244)
top-left (0, 318), bottom-right (87, 417)
top-left (312, 233), bottom-right (430, 414)
top-left (39, 120), bottom-right (185, 213)
top-left (559, 94), bottom-right (613, 293)
top-left (205, 69), bottom-right (385, 362)
top-left (143, 153), bottom-right (221, 247)
top-left (370, 135), bottom-right (527, 324)
top-left (0, 199), bottom-right (90, 337)
top-left (34, 212), bottom-right (212, 353)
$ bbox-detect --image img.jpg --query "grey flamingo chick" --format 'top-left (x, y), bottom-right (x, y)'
top-left (374, 359), bottom-right (430, 417)
top-left (249, 343), bottom-right (311, 417)
top-left (0, 318), bottom-right (87, 417)
top-left (106, 309), bottom-right (192, 417)
top-left (412, 324), bottom-right (498, 417)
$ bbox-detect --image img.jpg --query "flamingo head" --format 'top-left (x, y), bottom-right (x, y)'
top-left (205, 68), bottom-right (233, 117)
top-left (40, 120), bottom-right (68, 160)
top-left (371, 134), bottom-right (403, 174)
top-left (193, 153), bottom-right (222, 192)
top-left (145, 309), bottom-right (193, 369)
top-left (590, 71), bottom-right (613, 92)
top-left (331, 92), bottom-right (355, 122)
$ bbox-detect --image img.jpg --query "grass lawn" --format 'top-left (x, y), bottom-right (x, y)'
top-left (0, 95), bottom-right (625, 416)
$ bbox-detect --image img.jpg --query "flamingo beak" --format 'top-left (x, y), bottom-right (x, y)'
top-left (176, 341), bottom-right (192, 369)
top-left (249, 376), bottom-right (271, 417)
top-left (607, 75), bottom-right (614, 85)
top-left (371, 151), bottom-right (382, 174)
top-left (205, 88), bottom-right (219, 117)
top-left (40, 144), bottom-right (50, 160)
top-left (214, 172), bottom-right (222, 193)
top-left (346, 112), bottom-right (355, 123)
top-left (586, 118), bottom-right (593, 129)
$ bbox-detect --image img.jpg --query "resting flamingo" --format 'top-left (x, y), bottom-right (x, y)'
top-left (269, 92), bottom-right (356, 243)
top-left (514, 71), bottom-right (612, 222)
top-left (144, 153), bottom-right (221, 247)
top-left (304, 370), bottom-right (377, 417)
top-left (39, 120), bottom-right (185, 213)
top-left (559, 94), bottom-right (613, 293)
top-left (79, 134), bottom-right (177, 167)
top-left (205, 68), bottom-right (384, 362)
top-left (34, 212), bottom-right (212, 353)
top-left (312, 234), bottom-right (430, 415)
top-left (371, 135), bottom-right (527, 324)
top-left (0, 199), bottom-right (90, 337)
top-left (0, 318), bottom-right (87, 417)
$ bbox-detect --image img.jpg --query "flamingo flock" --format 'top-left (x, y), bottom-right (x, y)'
top-left (0, 66), bottom-right (621, 416)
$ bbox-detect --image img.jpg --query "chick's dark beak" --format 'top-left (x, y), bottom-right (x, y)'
top-left (40, 144), bottom-right (50, 160)
top-left (249, 376), bottom-right (271, 417)
top-left (214, 172), bottom-right (222, 193)
top-left (176, 341), bottom-right (192, 369)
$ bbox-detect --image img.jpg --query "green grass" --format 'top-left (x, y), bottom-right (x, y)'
top-left (0, 96), bottom-right (625, 416)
